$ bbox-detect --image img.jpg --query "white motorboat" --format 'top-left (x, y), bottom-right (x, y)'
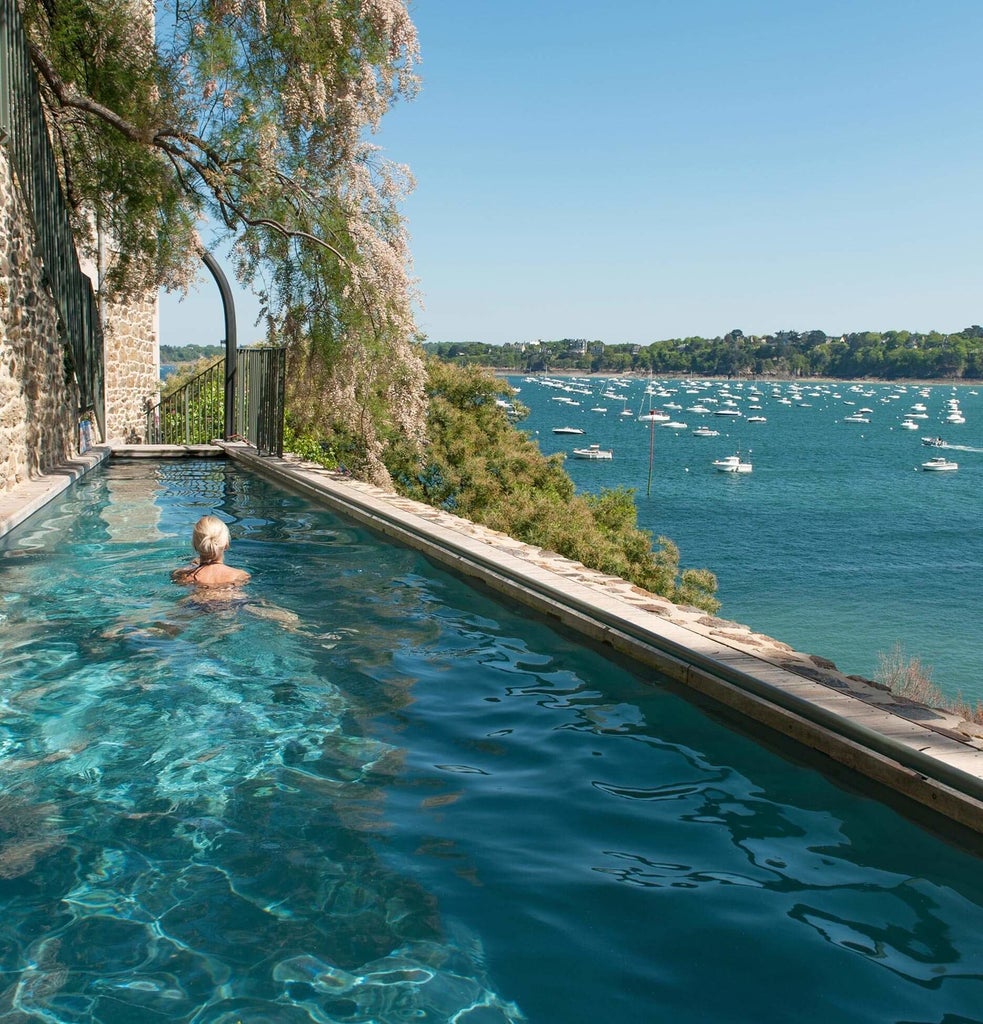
top-left (572, 444), bottom-right (613, 460)
top-left (713, 408), bottom-right (742, 417)
top-left (900, 419), bottom-right (918, 430)
top-left (552, 426), bottom-right (585, 435)
top-left (921, 457), bottom-right (958, 472)
top-left (843, 414), bottom-right (870, 424)
top-left (712, 453), bottom-right (752, 473)
top-left (746, 416), bottom-right (767, 423)
top-left (921, 436), bottom-right (947, 448)
top-left (692, 427), bottom-right (720, 437)
top-left (638, 409), bottom-right (670, 423)
top-left (662, 421), bottom-right (688, 430)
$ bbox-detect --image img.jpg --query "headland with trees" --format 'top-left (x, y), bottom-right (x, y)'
top-left (424, 326), bottom-right (983, 380)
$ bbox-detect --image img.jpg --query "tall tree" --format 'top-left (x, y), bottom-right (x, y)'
top-left (21, 0), bottom-right (426, 483)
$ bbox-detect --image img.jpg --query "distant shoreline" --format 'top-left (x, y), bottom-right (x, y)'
top-left (490, 369), bottom-right (983, 386)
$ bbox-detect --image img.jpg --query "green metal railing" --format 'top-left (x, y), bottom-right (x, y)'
top-left (147, 348), bottom-right (285, 455)
top-left (0, 0), bottom-right (106, 437)
top-left (233, 347), bottom-right (286, 456)
top-left (148, 357), bottom-right (225, 445)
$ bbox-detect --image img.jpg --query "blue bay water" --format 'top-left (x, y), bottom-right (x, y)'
top-left (507, 375), bottom-right (983, 703)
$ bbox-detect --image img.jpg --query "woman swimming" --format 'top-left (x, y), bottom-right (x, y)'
top-left (165, 515), bottom-right (345, 642)
top-left (172, 515), bottom-right (250, 588)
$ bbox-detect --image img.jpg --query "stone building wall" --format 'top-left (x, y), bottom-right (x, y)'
top-left (101, 285), bottom-right (159, 443)
top-left (0, 146), bottom-right (79, 493)
top-left (95, 0), bottom-right (161, 445)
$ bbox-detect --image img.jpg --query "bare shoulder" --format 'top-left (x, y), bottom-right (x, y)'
top-left (198, 564), bottom-right (250, 587)
top-left (171, 564), bottom-right (249, 587)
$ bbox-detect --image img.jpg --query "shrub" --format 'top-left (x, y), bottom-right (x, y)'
top-left (282, 423), bottom-right (340, 468)
top-left (876, 642), bottom-right (983, 723)
top-left (382, 360), bottom-right (720, 613)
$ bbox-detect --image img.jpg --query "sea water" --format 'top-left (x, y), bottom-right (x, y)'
top-left (510, 375), bottom-right (983, 703)
top-left (2, 459), bottom-right (983, 1023)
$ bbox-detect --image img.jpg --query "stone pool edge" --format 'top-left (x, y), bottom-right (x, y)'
top-left (0, 444), bottom-right (225, 539)
top-left (4, 443), bottom-right (983, 837)
top-left (221, 444), bottom-right (983, 838)
top-left (0, 447), bottom-right (110, 537)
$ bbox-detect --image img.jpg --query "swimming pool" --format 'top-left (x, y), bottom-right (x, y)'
top-left (2, 458), bottom-right (983, 1024)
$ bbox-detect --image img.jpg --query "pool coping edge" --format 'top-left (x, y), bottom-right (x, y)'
top-left (222, 444), bottom-right (983, 837)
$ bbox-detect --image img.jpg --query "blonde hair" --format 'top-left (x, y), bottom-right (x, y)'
top-left (192, 515), bottom-right (231, 563)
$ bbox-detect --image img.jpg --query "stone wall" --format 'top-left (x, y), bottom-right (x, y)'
top-left (0, 146), bottom-right (79, 492)
top-left (0, 147), bottom-right (161, 485)
top-left (101, 285), bottom-right (159, 443)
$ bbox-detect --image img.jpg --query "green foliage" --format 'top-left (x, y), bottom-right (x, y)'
top-left (282, 423), bottom-right (340, 469)
top-left (156, 356), bottom-right (223, 442)
top-left (421, 325), bottom-right (983, 381)
top-left (25, 0), bottom-right (427, 483)
top-left (22, 0), bottom-right (197, 294)
top-left (382, 361), bottom-right (719, 612)
top-left (24, 0), bottom-right (421, 345)
top-left (161, 356), bottom-right (223, 398)
top-left (160, 344), bottom-right (224, 365)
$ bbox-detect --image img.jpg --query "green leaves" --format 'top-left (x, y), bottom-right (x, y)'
top-left (378, 362), bottom-right (720, 613)
top-left (24, 0), bottom-right (421, 342)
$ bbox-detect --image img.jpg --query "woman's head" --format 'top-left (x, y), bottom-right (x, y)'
top-left (192, 515), bottom-right (231, 563)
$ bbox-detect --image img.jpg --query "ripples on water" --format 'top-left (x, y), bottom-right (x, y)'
top-left (1, 460), bottom-right (982, 1023)
top-left (511, 375), bottom-right (983, 701)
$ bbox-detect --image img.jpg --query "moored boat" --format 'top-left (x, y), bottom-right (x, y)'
top-left (712, 453), bottom-right (752, 473)
top-left (552, 426), bottom-right (585, 435)
top-left (572, 444), bottom-right (613, 460)
top-left (921, 456), bottom-right (958, 472)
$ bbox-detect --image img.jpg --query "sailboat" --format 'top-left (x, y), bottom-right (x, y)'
top-left (637, 390), bottom-right (669, 423)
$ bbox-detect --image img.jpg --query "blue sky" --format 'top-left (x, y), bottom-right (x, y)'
top-left (159, 0), bottom-right (983, 349)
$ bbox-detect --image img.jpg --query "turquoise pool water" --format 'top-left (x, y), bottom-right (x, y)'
top-left (2, 459), bottom-right (983, 1023)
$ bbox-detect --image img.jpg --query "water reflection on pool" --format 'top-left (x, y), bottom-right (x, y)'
top-left (1, 459), bottom-right (982, 1024)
